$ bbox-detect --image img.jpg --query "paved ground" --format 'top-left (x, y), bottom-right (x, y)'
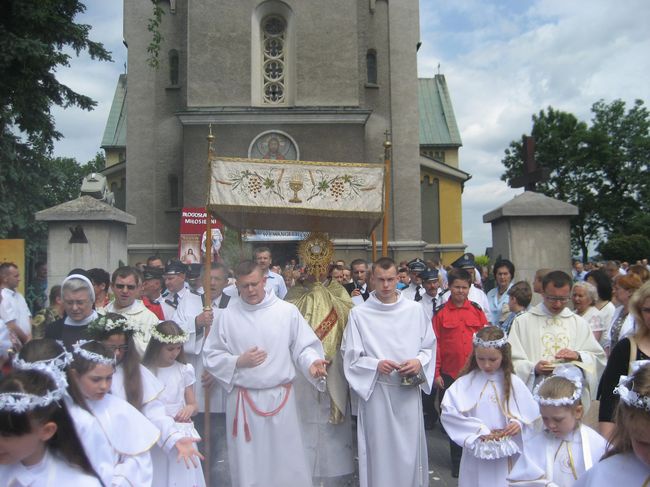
top-left (199, 415), bottom-right (458, 487)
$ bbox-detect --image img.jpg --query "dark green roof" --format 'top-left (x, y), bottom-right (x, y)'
top-left (101, 74), bottom-right (127, 148)
top-left (419, 75), bottom-right (462, 147)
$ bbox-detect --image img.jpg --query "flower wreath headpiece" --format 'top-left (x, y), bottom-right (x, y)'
top-left (72, 340), bottom-right (116, 366)
top-left (13, 349), bottom-right (73, 375)
top-left (533, 364), bottom-right (583, 406)
top-left (614, 362), bottom-right (650, 412)
top-left (150, 327), bottom-right (189, 345)
top-left (88, 313), bottom-right (139, 335)
top-left (0, 364), bottom-right (67, 414)
top-left (472, 332), bottom-right (508, 349)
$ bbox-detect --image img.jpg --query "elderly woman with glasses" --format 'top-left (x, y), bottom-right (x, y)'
top-left (572, 281), bottom-right (607, 345)
top-left (45, 272), bottom-right (97, 349)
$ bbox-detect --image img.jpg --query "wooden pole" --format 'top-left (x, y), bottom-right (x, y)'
top-left (202, 126), bottom-right (215, 484)
top-left (382, 138), bottom-right (392, 257)
top-left (371, 230), bottom-right (377, 262)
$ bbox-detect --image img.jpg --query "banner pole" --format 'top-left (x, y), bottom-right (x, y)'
top-left (202, 125), bottom-right (215, 484)
top-left (382, 137), bottom-right (392, 257)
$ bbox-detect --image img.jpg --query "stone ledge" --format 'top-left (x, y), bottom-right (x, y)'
top-left (483, 191), bottom-right (578, 223)
top-left (35, 196), bottom-right (136, 224)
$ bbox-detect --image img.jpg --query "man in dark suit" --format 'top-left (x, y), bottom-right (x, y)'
top-left (343, 258), bottom-right (370, 301)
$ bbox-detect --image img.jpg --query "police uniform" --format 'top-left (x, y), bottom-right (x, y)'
top-left (402, 258), bottom-right (427, 301)
top-left (160, 260), bottom-right (190, 320)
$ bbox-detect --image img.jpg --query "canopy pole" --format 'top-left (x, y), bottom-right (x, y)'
top-left (371, 231), bottom-right (377, 261)
top-left (202, 125), bottom-right (215, 485)
top-left (382, 137), bottom-right (392, 257)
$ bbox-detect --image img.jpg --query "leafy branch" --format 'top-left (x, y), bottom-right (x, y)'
top-left (147, 1), bottom-right (165, 69)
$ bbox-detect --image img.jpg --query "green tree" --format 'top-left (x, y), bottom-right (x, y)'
top-left (0, 0), bottom-right (112, 260)
top-left (501, 100), bottom-right (650, 262)
top-left (501, 107), bottom-right (600, 261)
top-left (598, 234), bottom-right (650, 263)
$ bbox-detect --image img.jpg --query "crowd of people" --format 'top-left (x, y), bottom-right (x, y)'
top-left (0, 250), bottom-right (649, 487)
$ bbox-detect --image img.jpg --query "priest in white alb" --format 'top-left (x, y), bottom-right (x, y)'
top-left (507, 270), bottom-right (606, 407)
top-left (203, 261), bottom-right (328, 487)
top-left (342, 257), bottom-right (437, 487)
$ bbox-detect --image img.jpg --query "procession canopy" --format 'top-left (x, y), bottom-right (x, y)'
top-left (207, 157), bottom-right (384, 237)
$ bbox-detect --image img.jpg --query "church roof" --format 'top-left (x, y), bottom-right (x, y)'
top-left (420, 155), bottom-right (471, 183)
top-left (101, 74), bottom-right (127, 149)
top-left (419, 75), bottom-right (462, 147)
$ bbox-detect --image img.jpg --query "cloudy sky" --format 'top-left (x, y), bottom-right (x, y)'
top-left (52, 0), bottom-right (650, 254)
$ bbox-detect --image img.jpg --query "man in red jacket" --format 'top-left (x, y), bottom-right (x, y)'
top-left (433, 267), bottom-right (488, 477)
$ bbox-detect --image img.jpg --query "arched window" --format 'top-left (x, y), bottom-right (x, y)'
top-left (262, 15), bottom-right (286, 104)
top-left (169, 49), bottom-right (179, 86)
top-left (366, 50), bottom-right (377, 85)
top-left (252, 2), bottom-right (294, 106)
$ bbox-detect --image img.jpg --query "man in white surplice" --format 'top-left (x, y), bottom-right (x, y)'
top-left (203, 261), bottom-right (328, 487)
top-left (342, 257), bottom-right (437, 487)
top-left (507, 270), bottom-right (606, 407)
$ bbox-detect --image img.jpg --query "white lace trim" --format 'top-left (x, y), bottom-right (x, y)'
top-left (468, 436), bottom-right (520, 459)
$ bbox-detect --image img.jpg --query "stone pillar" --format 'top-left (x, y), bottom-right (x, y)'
top-left (483, 191), bottom-right (578, 288)
top-left (35, 196), bottom-right (136, 285)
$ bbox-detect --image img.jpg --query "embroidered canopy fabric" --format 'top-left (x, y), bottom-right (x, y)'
top-left (207, 157), bottom-right (385, 237)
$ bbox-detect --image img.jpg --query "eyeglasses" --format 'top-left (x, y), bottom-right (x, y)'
top-left (104, 344), bottom-right (129, 352)
top-left (114, 283), bottom-right (137, 290)
top-left (544, 295), bottom-right (570, 303)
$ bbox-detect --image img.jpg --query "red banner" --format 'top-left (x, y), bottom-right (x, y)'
top-left (179, 208), bottom-right (223, 264)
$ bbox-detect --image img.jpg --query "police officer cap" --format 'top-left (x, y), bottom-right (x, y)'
top-left (419, 269), bottom-right (439, 281)
top-left (164, 260), bottom-right (187, 275)
top-left (186, 263), bottom-right (202, 279)
top-left (451, 253), bottom-right (475, 269)
top-left (143, 266), bottom-right (163, 281)
top-left (407, 258), bottom-right (427, 273)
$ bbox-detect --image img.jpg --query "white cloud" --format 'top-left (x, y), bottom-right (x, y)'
top-left (419, 0), bottom-right (650, 254)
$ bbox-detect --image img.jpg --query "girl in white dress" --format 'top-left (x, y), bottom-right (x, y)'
top-left (88, 313), bottom-right (203, 468)
top-left (441, 326), bottom-right (540, 486)
top-left (15, 338), bottom-right (114, 485)
top-left (142, 321), bottom-right (206, 487)
top-left (0, 368), bottom-right (102, 486)
top-left (507, 366), bottom-right (607, 486)
top-left (575, 362), bottom-right (650, 486)
top-left (70, 339), bottom-right (159, 487)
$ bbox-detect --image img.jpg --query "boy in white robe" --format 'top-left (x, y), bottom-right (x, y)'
top-left (203, 261), bottom-right (328, 487)
top-left (342, 257), bottom-right (437, 487)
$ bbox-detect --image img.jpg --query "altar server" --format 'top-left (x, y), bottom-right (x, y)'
top-left (343, 257), bottom-right (436, 487)
top-left (203, 260), bottom-right (328, 487)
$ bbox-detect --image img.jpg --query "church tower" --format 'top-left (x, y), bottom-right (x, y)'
top-left (119, 0), bottom-right (469, 264)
